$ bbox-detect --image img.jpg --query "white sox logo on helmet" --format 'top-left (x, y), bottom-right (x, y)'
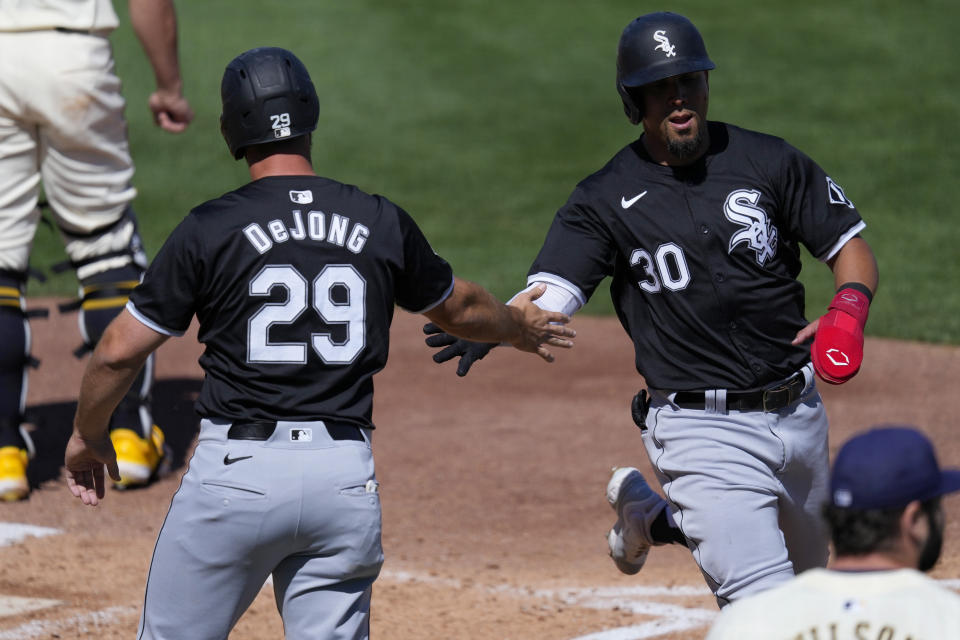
top-left (724, 188), bottom-right (778, 265)
top-left (653, 30), bottom-right (677, 57)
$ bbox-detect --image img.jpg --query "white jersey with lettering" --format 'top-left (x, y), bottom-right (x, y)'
top-left (705, 568), bottom-right (960, 640)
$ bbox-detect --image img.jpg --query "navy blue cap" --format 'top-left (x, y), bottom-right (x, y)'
top-left (831, 425), bottom-right (960, 509)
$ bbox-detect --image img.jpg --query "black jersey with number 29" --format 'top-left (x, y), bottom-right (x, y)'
top-left (128, 175), bottom-right (453, 427)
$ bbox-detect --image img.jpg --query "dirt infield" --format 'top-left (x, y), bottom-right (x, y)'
top-left (2, 300), bottom-right (959, 639)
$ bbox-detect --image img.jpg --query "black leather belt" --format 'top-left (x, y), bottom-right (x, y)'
top-left (227, 420), bottom-right (364, 441)
top-left (672, 370), bottom-right (807, 413)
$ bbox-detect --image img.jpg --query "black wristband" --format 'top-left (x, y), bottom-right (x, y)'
top-left (837, 282), bottom-right (873, 303)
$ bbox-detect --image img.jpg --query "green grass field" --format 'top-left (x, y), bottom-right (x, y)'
top-left (26, 0), bottom-right (959, 344)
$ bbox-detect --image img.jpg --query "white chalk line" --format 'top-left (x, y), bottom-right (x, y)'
top-left (0, 596), bottom-right (61, 617)
top-left (0, 523), bottom-right (60, 548)
top-left (380, 569), bottom-right (717, 639)
top-left (380, 568), bottom-right (960, 640)
top-left (0, 605), bottom-right (137, 639)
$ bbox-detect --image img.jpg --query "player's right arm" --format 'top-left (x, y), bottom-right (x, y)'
top-left (423, 278), bottom-right (575, 363)
top-left (128, 0), bottom-right (193, 132)
top-left (65, 310), bottom-right (169, 506)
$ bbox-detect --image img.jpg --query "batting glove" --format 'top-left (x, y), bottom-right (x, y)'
top-left (422, 323), bottom-right (497, 377)
top-left (811, 284), bottom-right (872, 385)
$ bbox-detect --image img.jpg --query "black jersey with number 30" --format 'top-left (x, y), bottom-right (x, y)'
top-left (528, 122), bottom-right (865, 391)
top-left (128, 175), bottom-right (453, 426)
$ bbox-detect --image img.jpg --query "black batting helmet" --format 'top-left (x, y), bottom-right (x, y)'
top-left (616, 12), bottom-right (715, 125)
top-left (220, 47), bottom-right (320, 159)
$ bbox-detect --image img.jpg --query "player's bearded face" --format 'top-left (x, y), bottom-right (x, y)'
top-left (642, 71), bottom-right (710, 162)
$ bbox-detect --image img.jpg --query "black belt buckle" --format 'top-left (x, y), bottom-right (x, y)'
top-left (761, 372), bottom-right (804, 412)
top-left (761, 385), bottom-right (788, 412)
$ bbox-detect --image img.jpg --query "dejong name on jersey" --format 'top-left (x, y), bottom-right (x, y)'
top-left (242, 208), bottom-right (371, 255)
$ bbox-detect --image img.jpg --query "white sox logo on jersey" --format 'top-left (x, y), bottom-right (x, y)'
top-left (653, 30), bottom-right (677, 57)
top-left (725, 188), bottom-right (778, 265)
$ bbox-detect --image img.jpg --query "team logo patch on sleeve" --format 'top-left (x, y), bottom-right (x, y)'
top-left (826, 177), bottom-right (855, 209)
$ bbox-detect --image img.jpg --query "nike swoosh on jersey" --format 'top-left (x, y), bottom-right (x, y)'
top-left (621, 191), bottom-right (648, 209)
top-left (223, 453), bottom-right (253, 465)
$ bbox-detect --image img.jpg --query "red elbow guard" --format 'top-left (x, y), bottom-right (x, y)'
top-left (811, 285), bottom-right (872, 385)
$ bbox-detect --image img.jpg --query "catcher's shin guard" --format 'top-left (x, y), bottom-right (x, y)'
top-left (0, 271), bottom-right (41, 448)
top-left (66, 265), bottom-right (155, 438)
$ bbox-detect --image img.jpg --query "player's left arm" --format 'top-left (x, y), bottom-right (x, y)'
top-left (65, 310), bottom-right (170, 506)
top-left (792, 236), bottom-right (879, 383)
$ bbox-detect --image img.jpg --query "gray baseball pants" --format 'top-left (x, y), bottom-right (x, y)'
top-left (643, 364), bottom-right (830, 607)
top-left (137, 419), bottom-right (383, 639)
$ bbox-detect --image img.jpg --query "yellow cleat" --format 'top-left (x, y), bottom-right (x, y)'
top-left (111, 425), bottom-right (167, 489)
top-left (0, 446), bottom-right (29, 502)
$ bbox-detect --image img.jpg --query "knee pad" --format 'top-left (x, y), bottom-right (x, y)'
top-left (55, 206), bottom-right (148, 281)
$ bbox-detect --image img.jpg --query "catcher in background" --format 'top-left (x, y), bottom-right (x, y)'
top-left (425, 11), bottom-right (879, 607)
top-left (706, 425), bottom-right (960, 638)
top-left (0, 0), bottom-right (193, 500)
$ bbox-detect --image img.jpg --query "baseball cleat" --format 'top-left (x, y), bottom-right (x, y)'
top-left (0, 446), bottom-right (30, 502)
top-left (606, 466), bottom-right (667, 575)
top-left (111, 425), bottom-right (169, 489)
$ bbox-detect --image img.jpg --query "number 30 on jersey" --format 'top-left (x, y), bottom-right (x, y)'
top-left (630, 243), bottom-right (691, 293)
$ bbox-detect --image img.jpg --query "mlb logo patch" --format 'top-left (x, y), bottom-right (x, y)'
top-left (290, 428), bottom-right (313, 442)
top-left (289, 190), bottom-right (313, 204)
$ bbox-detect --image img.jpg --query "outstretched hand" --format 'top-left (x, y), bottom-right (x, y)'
top-left (423, 284), bottom-right (575, 376)
top-left (64, 431), bottom-right (121, 507)
top-left (507, 284), bottom-right (576, 362)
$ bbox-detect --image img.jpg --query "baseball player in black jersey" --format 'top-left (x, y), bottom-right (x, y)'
top-left (425, 12), bottom-right (879, 607)
top-left (62, 47), bottom-right (574, 639)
